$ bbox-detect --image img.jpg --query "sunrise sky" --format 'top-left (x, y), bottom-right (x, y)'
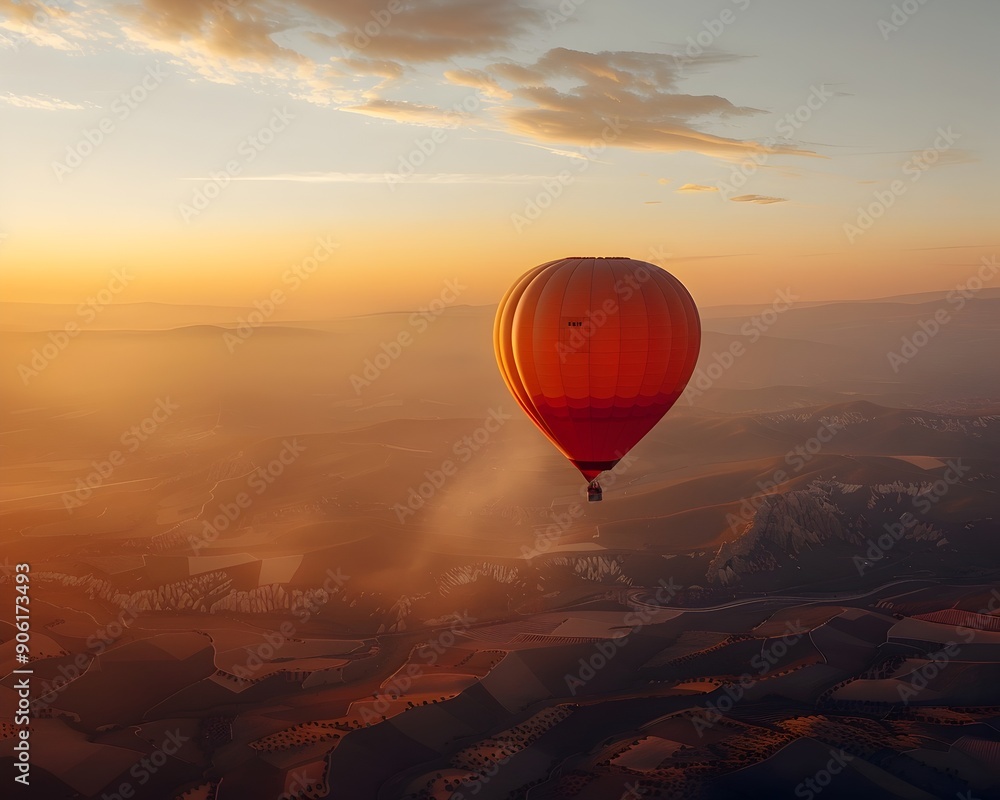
top-left (1, 0), bottom-right (996, 315)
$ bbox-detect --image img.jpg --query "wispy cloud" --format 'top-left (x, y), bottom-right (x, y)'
top-left (731, 194), bottom-right (787, 204)
top-left (0, 92), bottom-right (86, 110)
top-left (341, 99), bottom-right (474, 128)
top-left (905, 244), bottom-right (998, 251)
top-left (8, 1), bottom-right (822, 166)
top-left (670, 253), bottom-right (757, 262)
top-left (444, 68), bottom-right (511, 100)
top-left (202, 172), bottom-right (557, 185)
top-left (498, 139), bottom-right (608, 163)
top-left (21, 0), bottom-right (542, 100)
top-left (677, 183), bottom-right (718, 193)
top-left (486, 48), bottom-right (819, 159)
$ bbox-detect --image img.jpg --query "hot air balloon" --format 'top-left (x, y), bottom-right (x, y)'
top-left (494, 257), bottom-right (701, 501)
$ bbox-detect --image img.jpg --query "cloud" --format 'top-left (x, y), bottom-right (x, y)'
top-left (677, 183), bottom-right (718, 192)
top-left (335, 57), bottom-right (405, 83)
top-left (0, 0), bottom-right (99, 51)
top-left (489, 61), bottom-right (545, 85)
top-left (904, 244), bottom-right (997, 251)
top-left (0, 92), bottom-right (86, 110)
top-left (494, 139), bottom-right (607, 163)
top-left (314, 0), bottom-right (542, 62)
top-left (915, 148), bottom-right (977, 168)
top-left (111, 7), bottom-right (341, 102)
top-left (10, 0), bottom-right (540, 104)
top-left (444, 68), bottom-right (511, 100)
top-left (671, 253), bottom-right (756, 261)
top-left (341, 99), bottom-right (475, 128)
top-left (0, 0), bottom-right (43, 24)
top-left (484, 48), bottom-right (818, 159)
top-left (123, 0), bottom-right (540, 70)
top-left (124, 0), bottom-right (303, 64)
top-left (8, 2), bottom-right (825, 168)
top-left (212, 172), bottom-right (553, 184)
top-left (730, 194), bottom-right (787, 204)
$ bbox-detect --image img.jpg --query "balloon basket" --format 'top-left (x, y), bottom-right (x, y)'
top-left (587, 481), bottom-right (603, 502)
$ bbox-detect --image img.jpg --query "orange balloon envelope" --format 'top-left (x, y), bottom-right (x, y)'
top-left (494, 257), bottom-right (701, 500)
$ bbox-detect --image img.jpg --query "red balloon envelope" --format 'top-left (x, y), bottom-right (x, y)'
top-left (494, 257), bottom-right (701, 500)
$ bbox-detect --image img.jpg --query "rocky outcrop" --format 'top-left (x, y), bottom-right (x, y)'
top-left (906, 414), bottom-right (1000, 437)
top-left (708, 480), bottom-right (946, 586)
top-left (29, 571), bottom-right (354, 616)
top-left (438, 563), bottom-right (520, 596)
top-left (550, 555), bottom-right (631, 585)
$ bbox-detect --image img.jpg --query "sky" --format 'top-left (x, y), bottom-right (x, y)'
top-left (1, 0), bottom-right (997, 316)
